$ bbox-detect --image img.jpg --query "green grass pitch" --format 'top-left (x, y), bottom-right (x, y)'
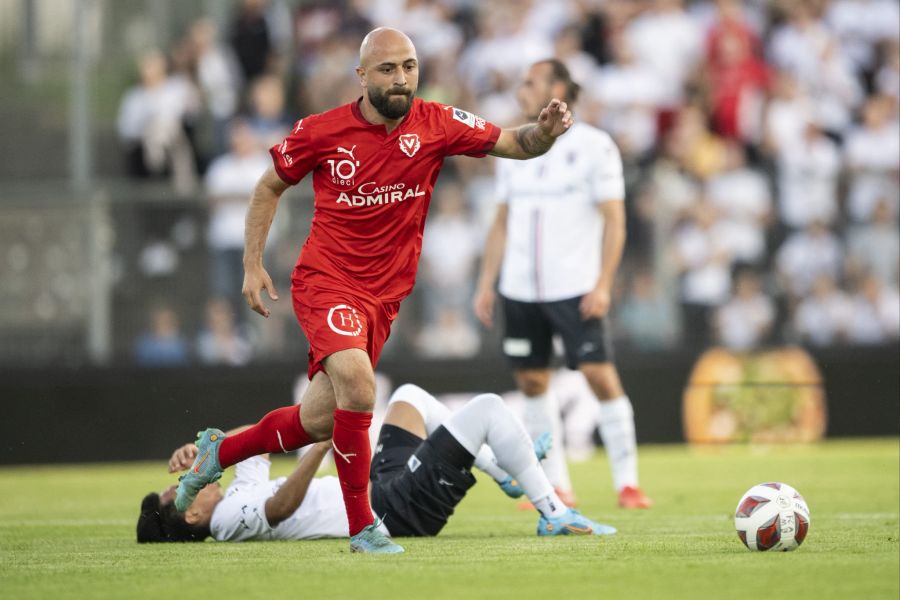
top-left (1, 439), bottom-right (897, 600)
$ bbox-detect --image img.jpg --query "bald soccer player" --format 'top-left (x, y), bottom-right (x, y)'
top-left (174, 28), bottom-right (574, 554)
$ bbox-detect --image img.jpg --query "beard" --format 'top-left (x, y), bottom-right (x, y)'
top-left (369, 86), bottom-right (414, 120)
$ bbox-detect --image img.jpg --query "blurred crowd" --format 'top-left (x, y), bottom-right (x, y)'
top-left (116, 0), bottom-right (899, 367)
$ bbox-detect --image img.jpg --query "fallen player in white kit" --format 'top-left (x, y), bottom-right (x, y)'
top-left (136, 384), bottom-right (616, 542)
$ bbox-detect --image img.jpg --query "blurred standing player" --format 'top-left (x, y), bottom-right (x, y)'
top-left (473, 60), bottom-right (652, 509)
top-left (174, 28), bottom-right (575, 554)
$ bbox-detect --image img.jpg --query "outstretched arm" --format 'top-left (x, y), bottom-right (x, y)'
top-left (264, 441), bottom-right (332, 527)
top-left (489, 99), bottom-right (573, 159)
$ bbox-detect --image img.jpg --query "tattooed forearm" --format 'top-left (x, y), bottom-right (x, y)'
top-left (515, 124), bottom-right (555, 157)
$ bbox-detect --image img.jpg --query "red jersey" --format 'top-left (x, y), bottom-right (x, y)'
top-left (270, 98), bottom-right (500, 302)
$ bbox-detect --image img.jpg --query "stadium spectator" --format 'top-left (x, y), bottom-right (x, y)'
top-left (625, 0), bottom-right (703, 110)
top-left (764, 71), bottom-right (815, 157)
top-left (671, 201), bottom-right (733, 344)
top-left (768, 0), bottom-right (861, 134)
top-left (826, 0), bottom-right (900, 76)
top-left (116, 49), bottom-right (201, 192)
top-left (666, 105), bottom-right (729, 180)
top-left (846, 199), bottom-right (900, 286)
top-left (714, 270), bottom-right (775, 351)
top-left (186, 18), bottom-right (242, 155)
top-left (845, 274), bottom-right (900, 345)
top-left (617, 270), bottom-right (680, 351)
top-left (775, 121), bottom-right (841, 229)
top-left (204, 119), bottom-right (271, 314)
top-left (230, 0), bottom-right (276, 83)
top-left (776, 220), bottom-right (844, 299)
top-left (702, 7), bottom-right (770, 143)
top-left (553, 24), bottom-right (600, 96)
top-left (843, 95), bottom-right (900, 224)
top-left (704, 142), bottom-right (772, 266)
top-left (245, 74), bottom-right (291, 150)
top-left (196, 298), bottom-right (253, 366)
top-left (457, 2), bottom-right (553, 97)
top-left (792, 274), bottom-right (852, 347)
top-left (875, 39), bottom-right (900, 102)
top-left (588, 32), bottom-right (662, 160)
top-left (133, 305), bottom-right (191, 367)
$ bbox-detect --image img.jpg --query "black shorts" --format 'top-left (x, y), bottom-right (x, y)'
top-left (369, 424), bottom-right (476, 537)
top-left (501, 294), bottom-right (614, 370)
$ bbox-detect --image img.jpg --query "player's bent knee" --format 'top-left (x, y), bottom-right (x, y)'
top-left (469, 393), bottom-right (505, 414)
top-left (389, 383), bottom-right (432, 405)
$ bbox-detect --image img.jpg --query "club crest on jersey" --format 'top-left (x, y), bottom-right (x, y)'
top-left (399, 133), bottom-right (421, 158)
top-left (327, 304), bottom-right (362, 336)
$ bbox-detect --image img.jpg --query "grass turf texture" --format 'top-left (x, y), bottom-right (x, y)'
top-left (1, 439), bottom-right (897, 600)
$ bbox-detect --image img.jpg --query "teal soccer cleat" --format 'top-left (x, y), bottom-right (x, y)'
top-left (174, 428), bottom-right (225, 512)
top-left (498, 476), bottom-right (525, 498)
top-left (537, 508), bottom-right (617, 536)
top-left (533, 432), bottom-right (552, 461)
top-left (349, 520), bottom-right (405, 554)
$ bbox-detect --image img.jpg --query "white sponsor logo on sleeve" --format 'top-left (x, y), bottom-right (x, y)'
top-left (451, 108), bottom-right (476, 128)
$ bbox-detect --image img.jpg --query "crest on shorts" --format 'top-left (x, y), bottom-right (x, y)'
top-left (327, 304), bottom-right (362, 336)
top-left (399, 133), bottom-right (421, 158)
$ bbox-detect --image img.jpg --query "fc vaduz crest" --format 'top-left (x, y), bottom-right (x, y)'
top-left (399, 133), bottom-right (421, 158)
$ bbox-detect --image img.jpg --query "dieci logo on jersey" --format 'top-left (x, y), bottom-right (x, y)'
top-left (327, 304), bottom-right (363, 336)
top-left (326, 145), bottom-right (360, 186)
top-left (399, 134), bottom-right (421, 158)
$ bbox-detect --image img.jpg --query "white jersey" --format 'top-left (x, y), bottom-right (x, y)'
top-left (496, 122), bottom-right (625, 303)
top-left (209, 457), bottom-right (349, 542)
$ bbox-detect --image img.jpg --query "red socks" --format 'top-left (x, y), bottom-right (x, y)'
top-left (216, 405), bottom-right (374, 536)
top-left (218, 406), bottom-right (313, 468)
top-left (332, 408), bottom-right (375, 536)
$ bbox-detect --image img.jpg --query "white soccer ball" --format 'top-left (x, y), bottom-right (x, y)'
top-left (734, 482), bottom-right (810, 551)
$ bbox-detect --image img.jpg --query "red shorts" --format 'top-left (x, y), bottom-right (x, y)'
top-left (292, 282), bottom-right (400, 380)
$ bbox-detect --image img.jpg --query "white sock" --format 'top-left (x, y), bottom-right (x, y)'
top-left (517, 464), bottom-right (568, 518)
top-left (387, 383), bottom-right (450, 435)
top-left (443, 394), bottom-right (566, 517)
top-left (521, 391), bottom-right (572, 492)
top-left (597, 396), bottom-right (638, 491)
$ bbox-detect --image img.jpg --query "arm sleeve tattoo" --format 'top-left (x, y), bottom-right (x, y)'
top-left (515, 124), bottom-right (555, 157)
